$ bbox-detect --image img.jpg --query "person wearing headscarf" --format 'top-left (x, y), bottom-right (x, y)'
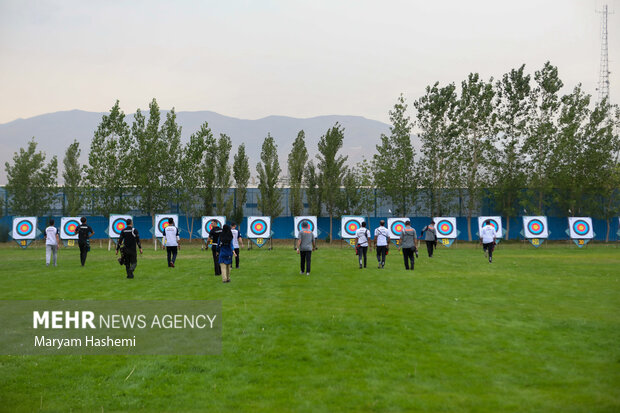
top-left (218, 224), bottom-right (236, 283)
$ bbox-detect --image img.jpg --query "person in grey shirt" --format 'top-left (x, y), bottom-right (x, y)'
top-left (400, 220), bottom-right (418, 270)
top-left (421, 220), bottom-right (437, 257)
top-left (296, 221), bottom-right (316, 275)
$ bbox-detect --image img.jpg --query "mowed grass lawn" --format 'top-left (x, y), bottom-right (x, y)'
top-left (0, 241), bottom-right (619, 412)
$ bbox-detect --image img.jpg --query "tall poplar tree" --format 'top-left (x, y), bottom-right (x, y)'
top-left (62, 140), bottom-right (83, 216)
top-left (287, 130), bottom-right (308, 217)
top-left (233, 143), bottom-right (250, 225)
top-left (256, 134), bottom-right (283, 218)
top-left (214, 134), bottom-right (233, 217)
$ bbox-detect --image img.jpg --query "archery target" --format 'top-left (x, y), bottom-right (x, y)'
top-left (201, 216), bottom-right (225, 239)
top-left (247, 216), bottom-right (271, 238)
top-left (478, 216), bottom-right (502, 238)
top-left (294, 216), bottom-right (318, 238)
top-left (108, 215), bottom-right (132, 238)
top-left (387, 218), bottom-right (408, 239)
top-left (155, 214), bottom-right (179, 238)
top-left (12, 217), bottom-right (37, 240)
top-left (433, 217), bottom-right (457, 239)
top-left (341, 216), bottom-right (365, 239)
top-left (568, 217), bottom-right (593, 239)
top-left (523, 216), bottom-right (548, 239)
top-left (60, 217), bottom-right (80, 240)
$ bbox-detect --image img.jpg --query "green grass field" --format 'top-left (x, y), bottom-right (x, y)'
top-left (0, 241), bottom-right (619, 412)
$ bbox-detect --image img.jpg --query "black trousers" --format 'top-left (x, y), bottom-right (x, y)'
top-left (376, 245), bottom-right (387, 265)
top-left (483, 242), bottom-right (495, 259)
top-left (125, 249), bottom-right (137, 278)
top-left (79, 241), bottom-right (88, 266)
top-left (300, 250), bottom-right (312, 273)
top-left (403, 247), bottom-right (415, 270)
top-left (234, 248), bottom-right (240, 268)
top-left (211, 246), bottom-right (221, 275)
top-left (166, 246), bottom-right (178, 265)
top-left (358, 246), bottom-right (368, 267)
top-left (425, 241), bottom-right (434, 257)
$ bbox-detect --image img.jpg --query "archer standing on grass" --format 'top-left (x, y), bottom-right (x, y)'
top-left (400, 220), bottom-right (418, 271)
top-left (116, 218), bottom-right (142, 279)
top-left (297, 221), bottom-right (316, 275)
top-left (164, 217), bottom-right (180, 268)
top-left (421, 220), bottom-right (437, 258)
top-left (374, 220), bottom-right (390, 269)
top-left (208, 224), bottom-right (223, 276)
top-left (355, 221), bottom-right (371, 269)
top-left (480, 220), bottom-right (496, 263)
top-left (44, 219), bottom-right (60, 267)
top-left (77, 217), bottom-right (94, 266)
top-left (218, 224), bottom-right (236, 283)
top-left (231, 222), bottom-right (243, 268)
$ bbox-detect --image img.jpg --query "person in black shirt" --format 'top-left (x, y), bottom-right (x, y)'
top-left (77, 217), bottom-right (94, 266)
top-left (115, 218), bottom-right (143, 279)
top-left (208, 224), bottom-right (223, 276)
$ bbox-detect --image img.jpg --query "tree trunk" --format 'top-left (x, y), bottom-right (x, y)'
top-left (505, 215), bottom-right (510, 240)
top-left (190, 216), bottom-right (195, 242)
top-left (329, 213), bottom-right (333, 243)
top-left (152, 213), bottom-right (157, 250)
top-left (467, 215), bottom-right (472, 241)
top-left (606, 218), bottom-right (610, 243)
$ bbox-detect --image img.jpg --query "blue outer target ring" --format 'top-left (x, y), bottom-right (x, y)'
top-left (112, 218), bottom-right (128, 235)
top-left (205, 219), bottom-right (221, 233)
top-left (572, 220), bottom-right (590, 236)
top-left (16, 220), bottom-right (34, 236)
top-left (63, 220), bottom-right (79, 236)
top-left (250, 219), bottom-right (268, 236)
top-left (527, 219), bottom-right (544, 236)
top-left (436, 220), bottom-right (454, 236)
top-left (158, 218), bottom-right (171, 234)
top-left (297, 219), bottom-right (314, 233)
top-left (390, 220), bottom-right (405, 236)
top-left (344, 219), bottom-right (360, 236)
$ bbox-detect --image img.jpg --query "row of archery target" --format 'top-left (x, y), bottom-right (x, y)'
top-left (9, 215), bottom-right (602, 241)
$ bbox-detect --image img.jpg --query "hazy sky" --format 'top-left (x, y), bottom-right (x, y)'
top-left (1, 0), bottom-right (618, 125)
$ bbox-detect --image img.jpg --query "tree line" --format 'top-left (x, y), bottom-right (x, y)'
top-left (4, 62), bottom-right (620, 241)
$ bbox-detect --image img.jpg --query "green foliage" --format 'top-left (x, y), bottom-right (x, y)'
top-left (453, 74), bottom-right (495, 240)
top-left (316, 123), bottom-right (347, 240)
top-left (256, 134), bottom-right (283, 218)
top-left (85, 100), bottom-right (133, 216)
top-left (232, 143), bottom-right (250, 225)
top-left (415, 83), bottom-right (460, 216)
top-left (215, 134), bottom-right (233, 218)
top-left (4, 138), bottom-right (58, 216)
top-left (303, 160), bottom-right (322, 216)
top-left (179, 126), bottom-right (207, 239)
top-left (491, 65), bottom-right (531, 237)
top-left (374, 94), bottom-right (416, 216)
top-left (338, 168), bottom-right (362, 215)
top-left (62, 140), bottom-right (84, 216)
top-left (523, 62), bottom-right (564, 214)
top-left (194, 122), bottom-right (217, 215)
top-left (287, 130), bottom-right (308, 217)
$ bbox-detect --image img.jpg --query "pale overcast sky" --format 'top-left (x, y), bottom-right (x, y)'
top-left (0, 0), bottom-right (618, 124)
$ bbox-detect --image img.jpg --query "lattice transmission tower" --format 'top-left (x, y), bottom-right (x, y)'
top-left (596, 4), bottom-right (612, 103)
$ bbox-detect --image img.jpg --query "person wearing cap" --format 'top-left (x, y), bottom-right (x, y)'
top-left (374, 220), bottom-right (390, 268)
top-left (296, 221), bottom-right (316, 275)
top-left (164, 217), bottom-right (180, 268)
top-left (355, 221), bottom-right (371, 269)
top-left (400, 220), bottom-right (418, 270)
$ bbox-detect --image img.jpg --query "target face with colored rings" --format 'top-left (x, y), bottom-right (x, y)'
top-left (387, 218), bottom-right (408, 238)
top-left (158, 218), bottom-right (171, 235)
top-left (433, 218), bottom-right (457, 239)
top-left (391, 221), bottom-right (405, 235)
top-left (155, 214), bottom-right (179, 238)
top-left (341, 216), bottom-right (364, 238)
top-left (568, 217), bottom-right (593, 239)
top-left (16, 220), bottom-right (34, 237)
top-left (527, 219), bottom-right (544, 235)
top-left (572, 220), bottom-right (589, 236)
top-left (59, 217), bottom-right (81, 239)
top-left (205, 219), bottom-right (221, 233)
top-left (298, 219), bottom-right (315, 233)
top-left (250, 219), bottom-right (268, 236)
top-left (478, 216), bottom-right (502, 238)
top-left (112, 218), bottom-right (128, 235)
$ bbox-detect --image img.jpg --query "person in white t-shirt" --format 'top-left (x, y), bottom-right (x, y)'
top-left (231, 222), bottom-right (243, 268)
top-left (164, 218), bottom-right (180, 268)
top-left (355, 222), bottom-right (371, 269)
top-left (480, 220), bottom-right (496, 263)
top-left (374, 220), bottom-right (390, 269)
top-left (44, 218), bottom-right (60, 267)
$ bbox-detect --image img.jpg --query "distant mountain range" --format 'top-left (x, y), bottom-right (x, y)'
top-left (0, 109), bottom-right (403, 185)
